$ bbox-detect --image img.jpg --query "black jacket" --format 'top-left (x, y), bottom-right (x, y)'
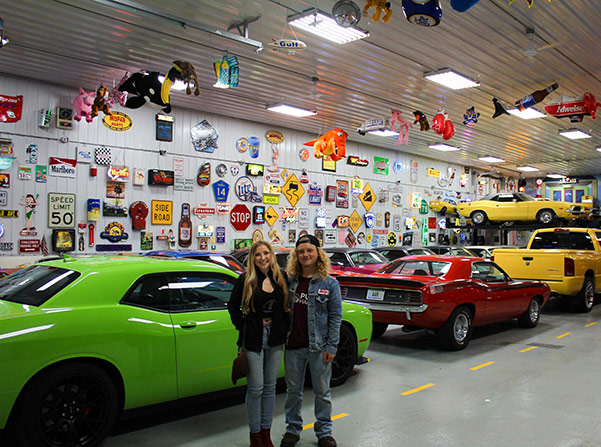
top-left (227, 269), bottom-right (290, 352)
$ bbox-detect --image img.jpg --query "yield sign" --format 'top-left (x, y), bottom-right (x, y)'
top-left (230, 204), bottom-right (251, 231)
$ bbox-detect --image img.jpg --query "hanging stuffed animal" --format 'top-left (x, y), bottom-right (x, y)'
top-left (450, 0), bottom-right (481, 11)
top-left (432, 109), bottom-right (455, 140)
top-left (304, 128), bottom-right (348, 162)
top-left (364, 0), bottom-right (393, 22)
top-left (118, 60), bottom-right (199, 114)
top-left (91, 84), bottom-right (113, 119)
top-left (402, 0), bottom-right (442, 26)
top-left (390, 109), bottom-right (413, 145)
top-left (413, 110), bottom-right (430, 131)
top-left (463, 106), bottom-right (480, 124)
top-left (73, 88), bottom-right (96, 123)
top-left (107, 72), bottom-right (129, 108)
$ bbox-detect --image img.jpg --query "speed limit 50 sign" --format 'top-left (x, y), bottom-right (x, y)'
top-left (48, 192), bottom-right (76, 228)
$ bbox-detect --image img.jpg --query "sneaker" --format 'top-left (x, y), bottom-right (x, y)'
top-left (280, 432), bottom-right (300, 447)
top-left (317, 436), bottom-right (337, 447)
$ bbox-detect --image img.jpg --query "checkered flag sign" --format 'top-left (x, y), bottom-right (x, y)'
top-left (94, 147), bottom-right (112, 165)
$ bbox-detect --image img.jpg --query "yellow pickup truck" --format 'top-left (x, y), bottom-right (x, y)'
top-left (492, 227), bottom-right (601, 312)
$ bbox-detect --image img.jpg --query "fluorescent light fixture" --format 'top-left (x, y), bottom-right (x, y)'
top-left (157, 75), bottom-right (187, 91)
top-left (559, 129), bottom-right (592, 139)
top-left (429, 143), bottom-right (460, 152)
top-left (507, 108), bottom-right (546, 119)
top-left (596, 146), bottom-right (601, 152)
top-left (287, 8), bottom-right (369, 44)
top-left (368, 129), bottom-right (399, 137)
top-left (517, 165), bottom-right (540, 172)
top-left (478, 155), bottom-right (505, 163)
top-left (424, 68), bottom-right (479, 90)
top-left (547, 174), bottom-right (565, 179)
top-left (267, 103), bottom-right (316, 117)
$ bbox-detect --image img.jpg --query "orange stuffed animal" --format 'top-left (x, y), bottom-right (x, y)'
top-left (364, 0), bottom-right (393, 22)
top-left (91, 84), bottom-right (112, 119)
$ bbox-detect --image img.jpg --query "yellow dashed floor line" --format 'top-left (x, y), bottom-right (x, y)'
top-left (520, 346), bottom-right (538, 353)
top-left (557, 332), bottom-right (571, 339)
top-left (402, 383), bottom-right (435, 396)
top-left (585, 322), bottom-right (597, 327)
top-left (303, 413), bottom-right (349, 430)
top-left (470, 361), bottom-right (495, 371)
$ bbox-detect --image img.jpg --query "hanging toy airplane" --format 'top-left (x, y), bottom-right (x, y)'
top-left (268, 38), bottom-right (307, 55)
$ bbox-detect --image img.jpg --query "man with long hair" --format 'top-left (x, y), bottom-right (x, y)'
top-left (280, 235), bottom-right (342, 447)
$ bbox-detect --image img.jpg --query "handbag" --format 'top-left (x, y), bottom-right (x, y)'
top-left (231, 320), bottom-right (248, 385)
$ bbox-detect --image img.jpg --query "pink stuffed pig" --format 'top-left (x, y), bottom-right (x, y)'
top-left (73, 88), bottom-right (96, 123)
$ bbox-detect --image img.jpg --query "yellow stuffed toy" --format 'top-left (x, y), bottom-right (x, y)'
top-left (364, 0), bottom-right (393, 22)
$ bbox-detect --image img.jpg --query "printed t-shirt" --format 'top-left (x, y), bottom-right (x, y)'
top-left (287, 276), bottom-right (311, 349)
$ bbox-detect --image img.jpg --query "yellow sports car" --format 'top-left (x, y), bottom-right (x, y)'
top-left (429, 198), bottom-right (458, 215)
top-left (456, 192), bottom-right (585, 225)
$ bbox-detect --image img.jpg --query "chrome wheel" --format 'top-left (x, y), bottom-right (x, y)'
top-left (453, 313), bottom-right (470, 343)
top-left (471, 211), bottom-right (486, 225)
top-left (528, 299), bottom-right (540, 323)
top-left (538, 210), bottom-right (554, 224)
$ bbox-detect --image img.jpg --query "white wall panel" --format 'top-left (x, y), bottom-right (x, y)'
top-left (0, 74), bottom-right (473, 264)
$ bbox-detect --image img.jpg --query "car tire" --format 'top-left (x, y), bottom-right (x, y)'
top-left (575, 276), bottom-right (595, 313)
top-left (330, 323), bottom-right (357, 387)
top-left (471, 211), bottom-right (488, 225)
top-left (537, 209), bottom-right (556, 225)
top-left (518, 297), bottom-right (541, 328)
top-left (12, 362), bottom-right (119, 447)
top-left (372, 322), bottom-right (389, 338)
top-left (436, 306), bottom-right (473, 351)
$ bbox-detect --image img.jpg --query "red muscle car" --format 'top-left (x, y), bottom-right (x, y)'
top-left (337, 255), bottom-right (551, 350)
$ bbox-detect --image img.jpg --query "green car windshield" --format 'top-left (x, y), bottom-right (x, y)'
top-left (0, 265), bottom-right (80, 306)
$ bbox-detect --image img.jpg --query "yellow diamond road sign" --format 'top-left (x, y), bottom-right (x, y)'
top-left (283, 174), bottom-right (305, 207)
top-left (359, 183), bottom-right (375, 212)
top-left (265, 206), bottom-right (279, 227)
top-left (349, 210), bottom-right (362, 233)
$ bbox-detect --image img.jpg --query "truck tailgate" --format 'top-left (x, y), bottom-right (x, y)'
top-left (493, 249), bottom-right (566, 281)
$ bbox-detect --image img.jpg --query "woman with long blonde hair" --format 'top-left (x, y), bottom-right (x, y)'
top-left (228, 240), bottom-right (290, 447)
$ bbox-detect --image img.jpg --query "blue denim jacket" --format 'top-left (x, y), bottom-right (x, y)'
top-left (288, 275), bottom-right (342, 354)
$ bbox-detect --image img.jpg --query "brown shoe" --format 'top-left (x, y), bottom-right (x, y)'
top-left (250, 431), bottom-right (266, 447)
top-left (280, 432), bottom-right (300, 446)
top-left (318, 436), bottom-right (337, 447)
top-left (261, 428), bottom-right (274, 447)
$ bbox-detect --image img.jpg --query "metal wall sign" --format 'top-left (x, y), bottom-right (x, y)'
top-left (48, 192), bottom-right (75, 228)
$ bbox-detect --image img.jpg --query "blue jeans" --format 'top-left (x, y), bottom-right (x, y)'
top-left (283, 348), bottom-right (333, 439)
top-left (245, 323), bottom-right (283, 433)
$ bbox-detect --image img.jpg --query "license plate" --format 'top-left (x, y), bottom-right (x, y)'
top-left (366, 289), bottom-right (385, 301)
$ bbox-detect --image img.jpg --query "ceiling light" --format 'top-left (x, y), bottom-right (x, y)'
top-left (546, 174), bottom-right (565, 179)
top-left (429, 143), bottom-right (460, 152)
top-left (559, 129), bottom-right (592, 139)
top-left (517, 165), bottom-right (539, 172)
top-left (369, 129), bottom-right (398, 137)
top-left (424, 69), bottom-right (479, 90)
top-left (478, 155), bottom-right (505, 163)
top-left (596, 146), bottom-right (601, 152)
top-left (267, 103), bottom-right (317, 117)
top-left (287, 8), bottom-right (369, 44)
top-left (507, 108), bottom-right (546, 119)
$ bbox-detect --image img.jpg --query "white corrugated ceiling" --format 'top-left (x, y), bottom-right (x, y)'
top-left (0, 0), bottom-right (600, 178)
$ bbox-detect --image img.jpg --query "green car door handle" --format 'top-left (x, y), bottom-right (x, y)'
top-left (179, 321), bottom-right (198, 329)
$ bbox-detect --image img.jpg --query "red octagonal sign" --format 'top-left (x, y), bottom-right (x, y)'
top-left (230, 204), bottom-right (252, 231)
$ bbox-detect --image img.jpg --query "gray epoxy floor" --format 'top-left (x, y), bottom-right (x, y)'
top-left (99, 298), bottom-right (601, 447)
top-left (15, 298), bottom-right (600, 447)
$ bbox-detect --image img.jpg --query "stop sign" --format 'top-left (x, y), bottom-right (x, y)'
top-left (230, 204), bottom-right (252, 231)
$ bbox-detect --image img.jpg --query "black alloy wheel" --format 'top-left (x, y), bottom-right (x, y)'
top-left (13, 362), bottom-right (119, 447)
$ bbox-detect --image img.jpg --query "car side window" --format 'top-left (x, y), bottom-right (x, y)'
top-left (167, 273), bottom-right (235, 312)
top-left (472, 262), bottom-right (506, 282)
top-left (328, 252), bottom-right (351, 267)
top-left (122, 274), bottom-right (172, 312)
